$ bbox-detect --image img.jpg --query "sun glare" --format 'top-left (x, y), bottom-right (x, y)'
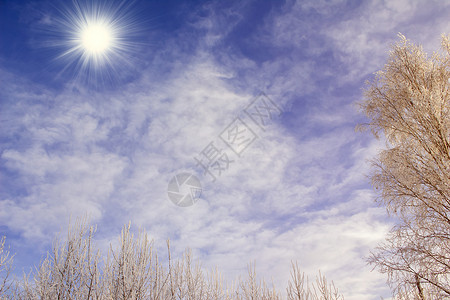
top-left (47, 0), bottom-right (143, 86)
top-left (80, 22), bottom-right (113, 54)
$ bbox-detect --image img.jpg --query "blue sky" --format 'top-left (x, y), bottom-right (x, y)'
top-left (1, 0), bottom-right (450, 298)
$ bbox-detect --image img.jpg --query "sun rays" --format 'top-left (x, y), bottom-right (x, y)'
top-left (46, 0), bottom-right (143, 87)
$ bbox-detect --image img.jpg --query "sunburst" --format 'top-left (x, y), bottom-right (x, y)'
top-left (80, 22), bottom-right (114, 54)
top-left (45, 0), bottom-right (142, 87)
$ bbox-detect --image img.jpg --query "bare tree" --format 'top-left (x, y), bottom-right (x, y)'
top-left (0, 236), bottom-right (14, 299)
top-left (286, 262), bottom-right (343, 300)
top-left (20, 218), bottom-right (102, 300)
top-left (360, 33), bottom-right (450, 298)
top-left (0, 218), bottom-right (344, 299)
top-left (102, 222), bottom-right (157, 299)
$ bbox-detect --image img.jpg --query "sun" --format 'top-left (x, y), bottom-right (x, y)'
top-left (80, 22), bottom-right (114, 54)
top-left (45, 0), bottom-right (143, 87)
top-left (72, 13), bottom-right (119, 66)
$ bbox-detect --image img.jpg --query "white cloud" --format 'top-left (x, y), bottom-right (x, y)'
top-left (2, 47), bottom-right (385, 299)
